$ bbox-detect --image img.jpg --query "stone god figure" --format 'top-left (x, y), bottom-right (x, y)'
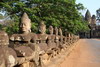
top-left (10, 13), bottom-right (37, 43)
top-left (37, 21), bottom-right (50, 65)
top-left (58, 28), bottom-right (67, 51)
top-left (19, 12), bottom-right (31, 34)
top-left (54, 27), bottom-right (59, 46)
top-left (37, 21), bottom-right (48, 53)
top-left (0, 31), bottom-right (17, 67)
top-left (9, 13), bottom-right (40, 67)
top-left (53, 27), bottom-right (61, 54)
top-left (47, 26), bottom-right (57, 58)
top-left (47, 26), bottom-right (56, 49)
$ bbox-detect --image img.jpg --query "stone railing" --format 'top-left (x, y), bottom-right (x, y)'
top-left (0, 13), bottom-right (79, 67)
top-left (0, 30), bottom-right (79, 67)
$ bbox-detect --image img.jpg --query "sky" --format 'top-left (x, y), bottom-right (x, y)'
top-left (76, 0), bottom-right (100, 16)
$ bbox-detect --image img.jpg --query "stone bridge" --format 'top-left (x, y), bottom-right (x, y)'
top-left (0, 12), bottom-right (100, 67)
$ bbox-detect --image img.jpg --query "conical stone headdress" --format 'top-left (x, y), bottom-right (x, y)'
top-left (21, 12), bottom-right (31, 25)
top-left (20, 12), bottom-right (31, 32)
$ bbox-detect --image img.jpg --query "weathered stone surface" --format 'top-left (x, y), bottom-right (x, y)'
top-left (0, 31), bottom-right (17, 67)
top-left (0, 31), bottom-right (9, 45)
top-left (10, 33), bottom-right (38, 43)
top-left (14, 46), bottom-right (33, 57)
top-left (37, 21), bottom-right (48, 52)
top-left (0, 12), bottom-right (80, 67)
top-left (47, 26), bottom-right (56, 49)
top-left (20, 12), bottom-right (31, 33)
top-left (9, 13), bottom-right (40, 67)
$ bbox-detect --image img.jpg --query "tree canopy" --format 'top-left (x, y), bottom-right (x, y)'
top-left (96, 8), bottom-right (100, 21)
top-left (0, 0), bottom-right (89, 34)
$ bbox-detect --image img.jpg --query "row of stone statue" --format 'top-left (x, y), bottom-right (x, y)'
top-left (0, 13), bottom-right (79, 67)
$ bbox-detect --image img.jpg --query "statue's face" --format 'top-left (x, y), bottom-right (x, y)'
top-left (59, 28), bottom-right (62, 35)
top-left (20, 21), bottom-right (31, 33)
top-left (49, 29), bottom-right (53, 34)
top-left (39, 26), bottom-right (46, 34)
top-left (55, 27), bottom-right (58, 35)
top-left (49, 26), bottom-right (53, 34)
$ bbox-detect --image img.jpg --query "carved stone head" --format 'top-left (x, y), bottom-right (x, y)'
top-left (39, 21), bottom-right (46, 34)
top-left (59, 28), bottom-right (63, 36)
top-left (49, 25), bottom-right (53, 35)
top-left (54, 27), bottom-right (58, 35)
top-left (0, 31), bottom-right (9, 45)
top-left (20, 13), bottom-right (31, 33)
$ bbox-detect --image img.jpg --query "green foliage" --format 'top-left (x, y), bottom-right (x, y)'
top-left (2, 21), bottom-right (19, 34)
top-left (0, 0), bottom-right (89, 34)
top-left (96, 8), bottom-right (100, 20)
top-left (0, 14), bottom-right (4, 19)
top-left (0, 24), bottom-right (3, 30)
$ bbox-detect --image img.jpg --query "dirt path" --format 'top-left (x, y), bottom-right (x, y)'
top-left (59, 39), bottom-right (100, 67)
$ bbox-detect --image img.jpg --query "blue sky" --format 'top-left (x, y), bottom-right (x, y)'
top-left (76, 0), bottom-right (100, 16)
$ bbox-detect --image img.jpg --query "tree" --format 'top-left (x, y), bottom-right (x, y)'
top-left (0, 0), bottom-right (89, 34)
top-left (96, 8), bottom-right (100, 21)
top-left (0, 14), bottom-right (4, 19)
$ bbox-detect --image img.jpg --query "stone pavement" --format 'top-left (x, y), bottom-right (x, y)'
top-left (59, 39), bottom-right (100, 67)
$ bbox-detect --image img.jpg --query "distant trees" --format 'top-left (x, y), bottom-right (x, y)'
top-left (96, 8), bottom-right (100, 21)
top-left (0, 0), bottom-right (89, 34)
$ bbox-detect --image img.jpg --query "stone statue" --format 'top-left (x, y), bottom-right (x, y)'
top-left (59, 28), bottom-right (63, 36)
top-left (19, 12), bottom-right (31, 33)
top-left (37, 21), bottom-right (48, 53)
top-left (53, 27), bottom-right (61, 54)
top-left (36, 21), bottom-right (50, 65)
top-left (9, 13), bottom-right (40, 67)
top-left (10, 12), bottom-right (38, 44)
top-left (58, 28), bottom-right (66, 51)
top-left (47, 26), bottom-right (56, 49)
top-left (47, 26), bottom-right (57, 58)
top-left (0, 31), bottom-right (17, 67)
top-left (10, 13), bottom-right (38, 43)
top-left (54, 27), bottom-right (59, 46)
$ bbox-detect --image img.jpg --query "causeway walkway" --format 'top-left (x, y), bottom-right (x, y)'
top-left (59, 39), bottom-right (100, 67)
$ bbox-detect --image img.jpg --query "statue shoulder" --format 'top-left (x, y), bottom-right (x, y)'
top-left (10, 34), bottom-right (21, 41)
